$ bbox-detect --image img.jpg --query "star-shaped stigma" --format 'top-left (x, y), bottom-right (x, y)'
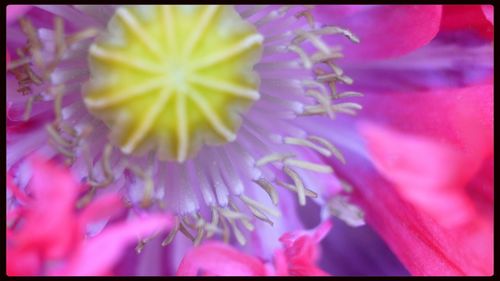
top-left (84, 5), bottom-right (263, 162)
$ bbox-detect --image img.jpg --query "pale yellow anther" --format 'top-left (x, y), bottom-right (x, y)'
top-left (83, 5), bottom-right (262, 162)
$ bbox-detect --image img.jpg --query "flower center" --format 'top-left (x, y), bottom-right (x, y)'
top-left (83, 5), bottom-right (263, 162)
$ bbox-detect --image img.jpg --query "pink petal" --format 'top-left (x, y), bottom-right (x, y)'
top-left (272, 250), bottom-right (290, 276)
top-left (359, 122), bottom-right (476, 227)
top-left (482, 5), bottom-right (493, 24)
top-left (7, 247), bottom-right (41, 276)
top-left (15, 157), bottom-right (81, 259)
top-left (314, 5), bottom-right (442, 60)
top-left (78, 193), bottom-right (125, 228)
top-left (58, 214), bottom-right (173, 276)
top-left (278, 220), bottom-right (332, 276)
top-left (336, 152), bottom-right (493, 275)
top-left (7, 5), bottom-right (32, 24)
top-left (176, 241), bottom-right (268, 276)
top-left (440, 5), bottom-right (493, 39)
top-left (358, 84), bottom-right (493, 171)
top-left (28, 156), bottom-right (79, 211)
top-left (7, 173), bottom-right (30, 203)
top-left (332, 84), bottom-right (493, 275)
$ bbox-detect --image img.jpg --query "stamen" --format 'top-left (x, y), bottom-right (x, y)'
top-left (254, 6), bottom-right (290, 27)
top-left (306, 89), bottom-right (335, 118)
top-left (218, 211), bottom-right (231, 243)
top-left (256, 152), bottom-right (295, 166)
top-left (283, 158), bottom-right (333, 173)
top-left (46, 123), bottom-right (74, 148)
top-left (328, 196), bottom-right (365, 227)
top-left (295, 7), bottom-right (315, 28)
top-left (311, 26), bottom-right (360, 43)
top-left (179, 222), bottom-right (195, 242)
top-left (240, 194), bottom-right (281, 218)
top-left (288, 45), bottom-right (313, 69)
top-left (283, 166), bottom-right (306, 206)
top-left (310, 50), bottom-right (344, 64)
top-left (6, 57), bottom-right (31, 70)
top-left (22, 96), bottom-right (35, 121)
top-left (19, 17), bottom-right (45, 72)
top-left (276, 180), bottom-right (318, 198)
top-left (254, 178), bottom-right (279, 205)
top-left (52, 85), bottom-right (65, 122)
top-left (293, 30), bottom-right (330, 54)
top-left (227, 217), bottom-right (247, 245)
top-left (135, 231), bottom-right (160, 254)
top-left (65, 28), bottom-right (100, 45)
top-left (336, 91), bottom-right (364, 99)
top-left (284, 136), bottom-right (332, 157)
top-left (303, 102), bottom-right (362, 117)
top-left (162, 217), bottom-right (180, 246)
top-left (317, 72), bottom-right (354, 85)
top-left (228, 200), bottom-right (254, 231)
top-left (308, 136), bottom-right (346, 163)
top-left (206, 207), bottom-right (219, 238)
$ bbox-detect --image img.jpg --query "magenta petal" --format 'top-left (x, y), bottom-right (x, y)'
top-left (78, 193), bottom-right (125, 228)
top-left (278, 221), bottom-right (332, 276)
top-left (332, 149), bottom-right (493, 275)
top-left (15, 157), bottom-right (80, 259)
top-left (359, 122), bottom-right (476, 227)
top-left (440, 5), bottom-right (493, 39)
top-left (482, 5), bottom-right (493, 24)
top-left (7, 5), bottom-right (32, 24)
top-left (176, 241), bottom-right (268, 276)
top-left (334, 84), bottom-right (493, 275)
top-left (314, 5), bottom-right (442, 60)
top-left (59, 214), bottom-right (173, 276)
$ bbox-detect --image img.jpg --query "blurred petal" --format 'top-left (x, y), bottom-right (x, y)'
top-left (440, 5), bottom-right (493, 39)
top-left (278, 220), bottom-right (332, 276)
top-left (7, 5), bottom-right (32, 24)
top-left (329, 84), bottom-right (493, 275)
top-left (331, 148), bottom-right (493, 275)
top-left (177, 241), bottom-right (268, 276)
top-left (15, 157), bottom-right (80, 259)
top-left (482, 5), bottom-right (493, 24)
top-left (314, 5), bottom-right (442, 60)
top-left (7, 248), bottom-right (41, 276)
top-left (59, 214), bottom-right (173, 276)
top-left (78, 193), bottom-right (125, 228)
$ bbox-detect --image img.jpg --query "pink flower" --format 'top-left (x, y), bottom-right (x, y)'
top-left (6, 5), bottom-right (493, 277)
top-left (176, 221), bottom-right (332, 276)
top-left (7, 156), bottom-right (173, 276)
